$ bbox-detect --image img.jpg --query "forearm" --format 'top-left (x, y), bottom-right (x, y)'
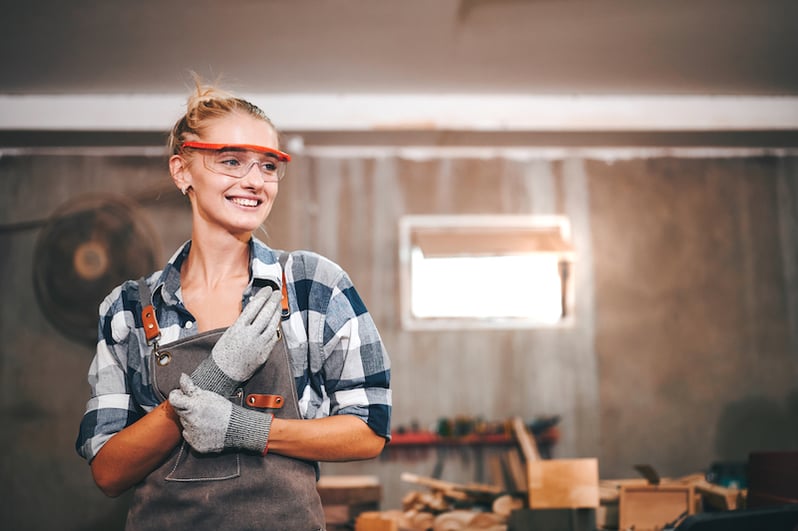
top-left (267, 415), bottom-right (385, 462)
top-left (90, 400), bottom-right (182, 497)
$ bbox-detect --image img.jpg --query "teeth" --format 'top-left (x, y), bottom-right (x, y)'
top-left (231, 198), bottom-right (258, 207)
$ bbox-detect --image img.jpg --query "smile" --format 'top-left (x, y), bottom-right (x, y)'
top-left (228, 197), bottom-right (261, 208)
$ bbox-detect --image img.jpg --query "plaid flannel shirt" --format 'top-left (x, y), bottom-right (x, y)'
top-left (76, 238), bottom-right (391, 462)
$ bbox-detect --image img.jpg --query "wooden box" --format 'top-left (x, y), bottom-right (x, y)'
top-left (317, 475), bottom-right (382, 530)
top-left (527, 458), bottom-right (600, 509)
top-left (618, 484), bottom-right (695, 531)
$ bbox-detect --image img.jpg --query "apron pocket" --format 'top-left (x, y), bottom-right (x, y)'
top-left (164, 442), bottom-right (241, 482)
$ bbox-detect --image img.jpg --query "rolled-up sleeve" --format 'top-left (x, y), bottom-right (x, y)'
top-left (321, 272), bottom-right (392, 440)
top-left (75, 288), bottom-right (144, 463)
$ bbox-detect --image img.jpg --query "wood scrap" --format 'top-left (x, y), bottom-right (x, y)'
top-left (400, 472), bottom-right (502, 510)
top-left (402, 491), bottom-right (422, 511)
top-left (693, 479), bottom-right (745, 511)
top-left (402, 473), bottom-right (501, 495)
top-left (406, 510), bottom-right (436, 530)
top-left (468, 512), bottom-right (505, 527)
top-left (403, 490), bottom-right (450, 513)
top-left (433, 510), bottom-right (475, 530)
top-left (431, 510), bottom-right (507, 531)
top-left (490, 494), bottom-right (524, 517)
top-left (354, 511), bottom-right (400, 531)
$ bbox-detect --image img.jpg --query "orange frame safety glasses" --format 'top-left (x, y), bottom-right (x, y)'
top-left (181, 141), bottom-right (291, 162)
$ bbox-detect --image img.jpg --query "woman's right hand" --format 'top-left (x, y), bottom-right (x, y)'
top-left (191, 286), bottom-right (282, 395)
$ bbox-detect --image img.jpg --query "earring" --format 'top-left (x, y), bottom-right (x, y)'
top-left (181, 187), bottom-right (188, 195)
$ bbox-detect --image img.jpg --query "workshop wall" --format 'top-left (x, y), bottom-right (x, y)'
top-left (0, 151), bottom-right (796, 529)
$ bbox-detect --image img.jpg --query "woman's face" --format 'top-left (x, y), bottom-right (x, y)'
top-left (177, 112), bottom-right (281, 238)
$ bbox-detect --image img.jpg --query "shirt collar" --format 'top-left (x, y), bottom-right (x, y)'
top-left (152, 237), bottom-right (283, 307)
top-left (249, 236), bottom-right (283, 288)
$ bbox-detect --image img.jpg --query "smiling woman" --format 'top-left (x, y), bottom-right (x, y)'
top-left (74, 78), bottom-right (392, 531)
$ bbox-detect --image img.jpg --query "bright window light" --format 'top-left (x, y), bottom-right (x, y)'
top-left (399, 215), bottom-right (575, 330)
top-left (411, 249), bottom-right (564, 323)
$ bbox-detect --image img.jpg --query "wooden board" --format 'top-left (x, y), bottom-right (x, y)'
top-left (527, 458), bottom-right (600, 509)
top-left (355, 511), bottom-right (400, 531)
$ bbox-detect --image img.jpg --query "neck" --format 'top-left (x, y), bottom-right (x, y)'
top-left (183, 227), bottom-right (252, 289)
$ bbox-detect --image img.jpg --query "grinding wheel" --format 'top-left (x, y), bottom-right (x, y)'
top-left (33, 194), bottom-right (159, 346)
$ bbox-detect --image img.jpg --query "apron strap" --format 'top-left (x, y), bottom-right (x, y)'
top-left (137, 250), bottom-right (290, 343)
top-left (137, 277), bottom-right (161, 346)
top-left (278, 252), bottom-right (290, 320)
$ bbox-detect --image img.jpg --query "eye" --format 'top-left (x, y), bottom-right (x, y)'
top-left (220, 157), bottom-right (243, 168)
top-left (261, 161), bottom-right (278, 173)
top-left (214, 152), bottom-right (246, 167)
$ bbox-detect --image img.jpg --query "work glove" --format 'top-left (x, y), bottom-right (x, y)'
top-left (169, 374), bottom-right (273, 454)
top-left (191, 286), bottom-right (282, 396)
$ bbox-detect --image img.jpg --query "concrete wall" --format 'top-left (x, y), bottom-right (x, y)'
top-left (1, 150), bottom-right (796, 529)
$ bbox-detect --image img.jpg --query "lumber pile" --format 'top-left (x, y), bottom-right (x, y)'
top-left (355, 472), bottom-right (522, 530)
top-left (356, 416), bottom-right (597, 531)
top-left (598, 471), bottom-right (746, 530)
top-left (356, 417), bottom-right (751, 531)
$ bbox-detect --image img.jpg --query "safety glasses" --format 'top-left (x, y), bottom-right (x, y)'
top-left (181, 142), bottom-right (291, 181)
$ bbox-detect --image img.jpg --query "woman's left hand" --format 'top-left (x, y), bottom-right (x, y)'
top-left (169, 374), bottom-right (272, 454)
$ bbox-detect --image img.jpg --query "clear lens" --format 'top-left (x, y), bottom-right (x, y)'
top-left (203, 149), bottom-right (286, 181)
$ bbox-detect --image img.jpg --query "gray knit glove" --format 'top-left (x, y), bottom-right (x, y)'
top-left (191, 286), bottom-right (282, 396)
top-left (169, 374), bottom-right (273, 454)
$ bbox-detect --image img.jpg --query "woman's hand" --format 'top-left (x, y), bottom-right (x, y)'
top-left (191, 286), bottom-right (282, 395)
top-left (169, 374), bottom-right (272, 454)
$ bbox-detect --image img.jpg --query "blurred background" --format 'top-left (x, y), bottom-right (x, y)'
top-left (1, 1), bottom-right (797, 529)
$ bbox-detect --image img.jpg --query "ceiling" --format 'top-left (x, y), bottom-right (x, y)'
top-left (2, 0), bottom-right (797, 97)
top-left (1, 0), bottom-right (797, 149)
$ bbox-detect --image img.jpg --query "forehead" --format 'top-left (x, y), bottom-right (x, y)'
top-left (200, 112), bottom-right (278, 149)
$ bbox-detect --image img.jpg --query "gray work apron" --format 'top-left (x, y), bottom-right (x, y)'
top-left (126, 283), bottom-right (325, 530)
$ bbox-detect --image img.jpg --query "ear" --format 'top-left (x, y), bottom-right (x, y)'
top-left (169, 154), bottom-right (193, 195)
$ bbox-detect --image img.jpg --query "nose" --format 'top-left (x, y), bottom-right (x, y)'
top-left (240, 161), bottom-right (265, 187)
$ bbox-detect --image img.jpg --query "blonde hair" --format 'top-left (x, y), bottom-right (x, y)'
top-left (168, 75), bottom-right (278, 154)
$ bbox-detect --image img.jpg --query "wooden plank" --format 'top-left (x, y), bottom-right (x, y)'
top-left (510, 416), bottom-right (541, 462)
top-left (400, 472), bottom-right (501, 499)
top-left (354, 511), bottom-right (399, 531)
top-left (527, 458), bottom-right (600, 509)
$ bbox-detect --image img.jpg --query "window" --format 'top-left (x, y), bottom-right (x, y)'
top-left (399, 215), bottom-right (574, 330)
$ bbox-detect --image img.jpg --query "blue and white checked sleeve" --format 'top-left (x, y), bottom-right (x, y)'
top-left (314, 261), bottom-right (392, 440)
top-left (75, 282), bottom-right (152, 463)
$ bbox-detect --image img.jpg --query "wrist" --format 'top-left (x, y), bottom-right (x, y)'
top-left (160, 400), bottom-right (181, 425)
top-left (191, 357), bottom-right (239, 396)
top-left (225, 407), bottom-right (273, 454)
